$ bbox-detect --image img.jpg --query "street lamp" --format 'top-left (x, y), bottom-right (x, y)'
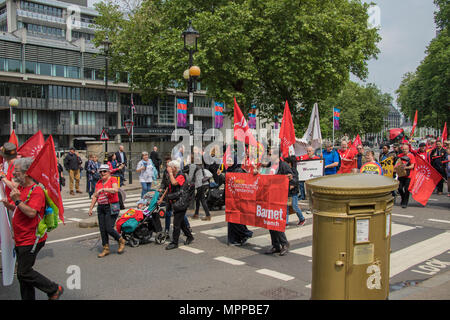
top-left (9, 98), bottom-right (18, 134)
top-left (102, 36), bottom-right (111, 164)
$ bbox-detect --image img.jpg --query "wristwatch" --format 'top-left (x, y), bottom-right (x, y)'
top-left (15, 200), bottom-right (22, 206)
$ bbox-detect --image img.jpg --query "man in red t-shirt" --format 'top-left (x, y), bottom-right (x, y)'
top-left (397, 144), bottom-right (416, 208)
top-left (1, 157), bottom-right (63, 300)
top-left (337, 140), bottom-right (357, 173)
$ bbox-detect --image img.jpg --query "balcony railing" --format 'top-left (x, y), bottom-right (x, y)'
top-left (17, 9), bottom-right (65, 24)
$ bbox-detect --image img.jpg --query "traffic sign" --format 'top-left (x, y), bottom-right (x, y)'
top-left (124, 120), bottom-right (134, 136)
top-left (100, 129), bottom-right (109, 141)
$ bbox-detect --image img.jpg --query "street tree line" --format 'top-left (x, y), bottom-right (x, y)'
top-left (93, 0), bottom-right (392, 138)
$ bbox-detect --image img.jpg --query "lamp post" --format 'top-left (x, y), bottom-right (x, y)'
top-left (182, 21), bottom-right (200, 161)
top-left (9, 98), bottom-right (18, 134)
top-left (102, 36), bottom-right (111, 164)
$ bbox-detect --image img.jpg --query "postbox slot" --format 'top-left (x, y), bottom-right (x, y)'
top-left (348, 204), bottom-right (375, 215)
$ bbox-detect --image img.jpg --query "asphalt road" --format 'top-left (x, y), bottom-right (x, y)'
top-left (0, 189), bottom-right (449, 300)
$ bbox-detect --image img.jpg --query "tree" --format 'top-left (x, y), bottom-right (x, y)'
top-left (396, 0), bottom-right (450, 129)
top-left (93, 0), bottom-right (380, 127)
top-left (320, 81), bottom-right (391, 139)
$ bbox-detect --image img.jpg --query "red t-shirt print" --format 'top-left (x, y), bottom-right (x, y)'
top-left (12, 184), bottom-right (47, 247)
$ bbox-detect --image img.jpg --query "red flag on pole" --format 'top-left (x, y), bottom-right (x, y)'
top-left (442, 122), bottom-right (447, 143)
top-left (17, 130), bottom-right (45, 159)
top-left (8, 130), bottom-right (18, 148)
top-left (222, 145), bottom-right (231, 170)
top-left (408, 155), bottom-right (443, 206)
top-left (411, 110), bottom-right (418, 137)
top-left (26, 135), bottom-right (64, 223)
top-left (279, 101), bottom-right (296, 159)
top-left (350, 134), bottom-right (362, 153)
top-left (233, 97), bottom-right (258, 147)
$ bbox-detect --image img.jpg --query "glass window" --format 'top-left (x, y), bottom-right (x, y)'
top-left (7, 59), bottom-right (21, 72)
top-left (38, 63), bottom-right (51, 76)
top-left (57, 86), bottom-right (62, 99)
top-left (159, 95), bottom-right (175, 124)
top-left (54, 64), bottom-right (64, 77)
top-left (67, 66), bottom-right (79, 79)
top-left (83, 68), bottom-right (93, 80)
top-left (95, 69), bottom-right (104, 81)
top-left (0, 58), bottom-right (5, 71)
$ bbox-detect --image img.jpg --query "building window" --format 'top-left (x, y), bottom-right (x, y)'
top-left (70, 111), bottom-right (96, 126)
top-left (158, 95), bottom-right (175, 124)
top-left (38, 63), bottom-right (52, 76)
top-left (0, 58), bottom-right (5, 71)
top-left (67, 66), bottom-right (79, 79)
top-left (54, 64), bottom-right (64, 77)
top-left (84, 68), bottom-right (94, 80)
top-left (6, 59), bottom-right (21, 72)
top-left (17, 109), bottom-right (37, 126)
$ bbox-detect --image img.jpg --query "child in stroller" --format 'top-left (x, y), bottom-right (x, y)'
top-left (117, 190), bottom-right (166, 247)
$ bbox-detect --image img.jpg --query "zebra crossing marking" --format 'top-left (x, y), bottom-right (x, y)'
top-left (256, 269), bottom-right (295, 281)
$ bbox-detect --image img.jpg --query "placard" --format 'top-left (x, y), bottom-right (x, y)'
top-left (297, 159), bottom-right (324, 181)
top-left (355, 218), bottom-right (370, 244)
top-left (0, 183), bottom-right (16, 286)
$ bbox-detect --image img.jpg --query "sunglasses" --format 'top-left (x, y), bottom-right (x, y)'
top-left (99, 170), bottom-right (108, 173)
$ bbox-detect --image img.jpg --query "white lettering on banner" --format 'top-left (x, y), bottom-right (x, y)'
top-left (256, 205), bottom-right (284, 221)
top-left (411, 258), bottom-right (450, 276)
top-left (366, 264), bottom-right (382, 290)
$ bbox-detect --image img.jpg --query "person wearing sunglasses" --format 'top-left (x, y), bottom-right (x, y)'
top-left (88, 164), bottom-right (126, 258)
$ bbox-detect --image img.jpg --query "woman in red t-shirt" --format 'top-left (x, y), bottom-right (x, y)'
top-left (88, 164), bottom-right (125, 257)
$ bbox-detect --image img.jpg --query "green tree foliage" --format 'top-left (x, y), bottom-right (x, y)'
top-left (93, 0), bottom-right (380, 128)
top-left (320, 81), bottom-right (391, 139)
top-left (396, 0), bottom-right (450, 129)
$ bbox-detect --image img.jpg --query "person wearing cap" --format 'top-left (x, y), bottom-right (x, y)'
top-left (0, 142), bottom-right (19, 206)
top-left (412, 142), bottom-right (430, 163)
top-left (63, 147), bottom-right (82, 195)
top-left (88, 164), bottom-right (126, 258)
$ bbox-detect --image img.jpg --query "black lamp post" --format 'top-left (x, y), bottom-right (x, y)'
top-left (102, 36), bottom-right (111, 164)
top-left (181, 21), bottom-right (200, 139)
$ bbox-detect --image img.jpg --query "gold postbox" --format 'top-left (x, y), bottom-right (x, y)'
top-left (306, 174), bottom-right (398, 300)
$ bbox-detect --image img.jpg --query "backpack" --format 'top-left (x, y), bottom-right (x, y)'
top-left (26, 184), bottom-right (60, 253)
top-left (169, 173), bottom-right (196, 212)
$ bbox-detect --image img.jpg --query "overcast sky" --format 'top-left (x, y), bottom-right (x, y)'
top-left (89, 0), bottom-right (438, 109)
top-left (357, 0), bottom-right (438, 107)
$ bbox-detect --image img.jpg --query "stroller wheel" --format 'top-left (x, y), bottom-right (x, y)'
top-left (155, 232), bottom-right (166, 245)
top-left (129, 237), bottom-right (140, 247)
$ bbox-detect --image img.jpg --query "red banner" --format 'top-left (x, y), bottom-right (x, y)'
top-left (8, 130), bottom-right (18, 148)
top-left (408, 155), bottom-right (443, 206)
top-left (279, 100), bottom-right (296, 159)
top-left (225, 173), bottom-right (288, 232)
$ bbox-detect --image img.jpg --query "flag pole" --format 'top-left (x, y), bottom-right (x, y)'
top-left (332, 106), bottom-right (335, 148)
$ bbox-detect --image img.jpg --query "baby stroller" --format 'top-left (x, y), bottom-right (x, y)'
top-left (206, 182), bottom-right (225, 211)
top-left (119, 189), bottom-right (166, 247)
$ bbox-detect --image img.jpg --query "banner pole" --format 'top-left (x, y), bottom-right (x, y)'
top-left (332, 106), bottom-right (335, 148)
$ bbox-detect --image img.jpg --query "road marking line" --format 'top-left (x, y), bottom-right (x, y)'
top-left (201, 226), bottom-right (259, 237)
top-left (305, 284), bottom-right (311, 288)
top-left (390, 232), bottom-right (450, 277)
top-left (214, 256), bottom-right (246, 266)
top-left (290, 223), bottom-right (415, 257)
top-left (392, 214), bottom-right (414, 219)
top-left (428, 219), bottom-right (450, 224)
top-left (64, 195), bottom-right (141, 208)
top-left (256, 269), bottom-right (295, 281)
top-left (428, 198), bottom-right (438, 201)
top-left (178, 246), bottom-right (204, 254)
top-left (46, 232), bottom-right (100, 245)
top-left (246, 224), bottom-right (313, 247)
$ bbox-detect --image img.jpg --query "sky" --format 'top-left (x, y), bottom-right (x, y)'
top-left (357, 0), bottom-right (438, 108)
top-left (89, 0), bottom-right (439, 110)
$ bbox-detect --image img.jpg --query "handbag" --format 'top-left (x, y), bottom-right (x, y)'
top-left (110, 202), bottom-right (121, 216)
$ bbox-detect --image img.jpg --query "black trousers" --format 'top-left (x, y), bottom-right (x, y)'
top-left (172, 210), bottom-right (192, 245)
top-left (398, 177), bottom-right (411, 206)
top-left (97, 204), bottom-right (121, 246)
top-left (269, 230), bottom-right (289, 249)
top-left (15, 241), bottom-right (58, 300)
top-left (195, 185), bottom-right (211, 217)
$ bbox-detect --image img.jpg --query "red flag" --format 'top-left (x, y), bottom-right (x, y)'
top-left (411, 110), bottom-right (418, 137)
top-left (8, 130), bottom-right (18, 148)
top-left (26, 135), bottom-right (64, 223)
top-left (409, 155), bottom-right (443, 206)
top-left (233, 97), bottom-right (258, 147)
top-left (350, 134), bottom-right (362, 153)
top-left (222, 145), bottom-right (231, 170)
top-left (17, 130), bottom-right (45, 159)
top-left (279, 101), bottom-right (296, 158)
top-left (442, 122), bottom-right (447, 143)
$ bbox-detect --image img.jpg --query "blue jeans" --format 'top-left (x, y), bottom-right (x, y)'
top-left (164, 210), bottom-right (190, 232)
top-left (299, 181), bottom-right (306, 200)
top-left (292, 194), bottom-right (305, 222)
top-left (140, 182), bottom-right (152, 198)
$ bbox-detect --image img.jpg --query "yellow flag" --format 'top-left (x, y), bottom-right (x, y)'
top-left (380, 157), bottom-right (394, 178)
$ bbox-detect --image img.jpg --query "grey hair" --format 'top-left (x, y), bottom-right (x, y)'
top-left (168, 160), bottom-right (180, 170)
top-left (14, 157), bottom-right (34, 173)
top-left (323, 141), bottom-right (332, 148)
